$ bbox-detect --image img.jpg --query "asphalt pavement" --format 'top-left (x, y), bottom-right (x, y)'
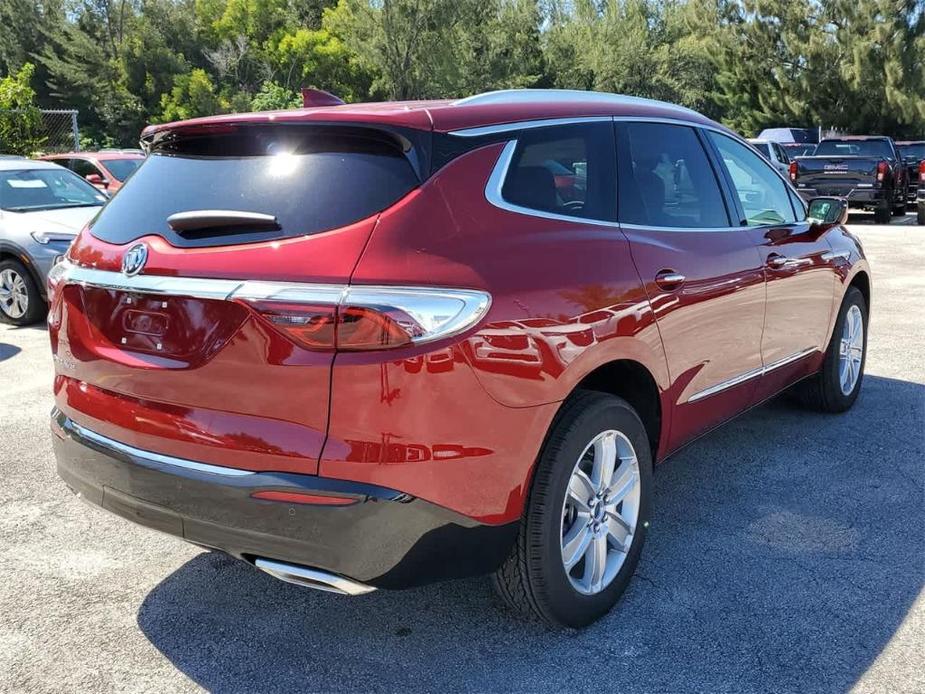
top-left (0, 213), bottom-right (922, 693)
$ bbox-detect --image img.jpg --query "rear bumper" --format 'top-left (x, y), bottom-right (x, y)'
top-left (51, 409), bottom-right (517, 589)
top-left (795, 185), bottom-right (888, 207)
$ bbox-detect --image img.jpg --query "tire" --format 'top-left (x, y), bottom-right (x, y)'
top-left (792, 286), bottom-right (867, 413)
top-left (917, 207), bottom-right (925, 225)
top-left (0, 259), bottom-right (46, 326)
top-left (491, 390), bottom-right (653, 628)
top-left (892, 202), bottom-right (906, 216)
top-left (873, 204), bottom-right (891, 224)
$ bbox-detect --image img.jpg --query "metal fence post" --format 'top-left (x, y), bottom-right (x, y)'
top-left (71, 111), bottom-right (80, 151)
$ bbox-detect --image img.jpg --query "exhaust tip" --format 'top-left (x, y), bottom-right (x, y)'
top-left (254, 557), bottom-right (376, 596)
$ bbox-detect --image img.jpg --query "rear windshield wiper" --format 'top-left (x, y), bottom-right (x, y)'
top-left (166, 209), bottom-right (280, 235)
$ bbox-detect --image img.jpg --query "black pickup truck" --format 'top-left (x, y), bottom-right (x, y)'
top-left (790, 136), bottom-right (908, 224)
top-left (896, 141), bottom-right (925, 223)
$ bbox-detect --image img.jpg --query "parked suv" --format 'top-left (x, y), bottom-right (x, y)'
top-left (0, 159), bottom-right (106, 324)
top-left (747, 138), bottom-right (791, 175)
top-left (49, 90), bottom-right (870, 627)
top-left (40, 150), bottom-right (145, 195)
top-left (896, 140), bottom-right (925, 210)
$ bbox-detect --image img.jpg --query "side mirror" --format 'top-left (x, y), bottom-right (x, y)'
top-left (85, 173), bottom-right (108, 188)
top-left (807, 196), bottom-right (848, 226)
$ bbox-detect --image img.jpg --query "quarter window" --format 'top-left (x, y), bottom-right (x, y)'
top-left (616, 122), bottom-right (729, 228)
top-left (501, 123), bottom-right (615, 221)
top-left (708, 132), bottom-right (797, 226)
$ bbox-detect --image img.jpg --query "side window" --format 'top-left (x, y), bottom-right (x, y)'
top-left (501, 123), bottom-right (615, 221)
top-left (774, 143), bottom-right (789, 164)
top-left (70, 159), bottom-right (101, 179)
top-left (708, 132), bottom-right (797, 226)
top-left (616, 122), bottom-right (729, 228)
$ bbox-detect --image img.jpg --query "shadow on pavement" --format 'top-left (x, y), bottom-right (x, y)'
top-left (0, 342), bottom-right (21, 362)
top-left (138, 375), bottom-right (924, 692)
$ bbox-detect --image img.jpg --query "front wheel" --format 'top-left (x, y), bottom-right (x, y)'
top-left (492, 391), bottom-right (652, 628)
top-left (0, 259), bottom-right (46, 326)
top-left (793, 286), bottom-right (867, 413)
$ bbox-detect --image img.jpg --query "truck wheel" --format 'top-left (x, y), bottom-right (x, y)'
top-left (892, 201), bottom-right (907, 216)
top-left (0, 259), bottom-right (46, 326)
top-left (491, 390), bottom-right (652, 628)
top-left (918, 206), bottom-right (925, 225)
top-left (873, 204), bottom-right (891, 224)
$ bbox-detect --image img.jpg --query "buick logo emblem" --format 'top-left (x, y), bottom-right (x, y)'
top-left (122, 243), bottom-right (148, 276)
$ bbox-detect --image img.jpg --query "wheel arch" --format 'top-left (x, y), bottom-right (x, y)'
top-left (568, 358), bottom-right (665, 463)
top-left (848, 269), bottom-right (871, 313)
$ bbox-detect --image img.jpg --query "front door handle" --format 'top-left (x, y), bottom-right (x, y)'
top-left (767, 254), bottom-right (812, 270)
top-left (654, 270), bottom-right (686, 290)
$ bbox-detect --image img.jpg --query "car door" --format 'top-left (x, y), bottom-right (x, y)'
top-left (615, 121), bottom-right (767, 451)
top-left (69, 158), bottom-right (107, 191)
top-left (705, 131), bottom-right (839, 402)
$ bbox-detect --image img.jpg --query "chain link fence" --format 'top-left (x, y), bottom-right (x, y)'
top-left (38, 109), bottom-right (80, 152)
top-left (0, 108), bottom-right (79, 155)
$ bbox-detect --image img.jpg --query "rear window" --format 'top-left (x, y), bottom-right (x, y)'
top-left (898, 143), bottom-right (925, 160)
top-left (814, 139), bottom-right (894, 159)
top-left (90, 126), bottom-right (420, 247)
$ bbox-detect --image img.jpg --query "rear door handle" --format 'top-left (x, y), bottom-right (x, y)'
top-left (654, 270), bottom-right (686, 290)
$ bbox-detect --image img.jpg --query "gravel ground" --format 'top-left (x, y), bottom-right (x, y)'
top-left (0, 214), bottom-right (922, 693)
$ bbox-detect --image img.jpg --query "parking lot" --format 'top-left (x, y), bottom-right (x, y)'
top-left (0, 215), bottom-right (922, 693)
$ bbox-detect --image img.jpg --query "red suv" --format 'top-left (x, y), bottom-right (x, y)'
top-left (48, 90), bottom-right (870, 627)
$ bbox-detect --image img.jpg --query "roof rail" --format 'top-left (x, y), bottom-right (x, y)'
top-left (453, 89), bottom-right (698, 114)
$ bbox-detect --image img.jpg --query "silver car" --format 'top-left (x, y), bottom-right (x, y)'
top-left (0, 158), bottom-right (106, 325)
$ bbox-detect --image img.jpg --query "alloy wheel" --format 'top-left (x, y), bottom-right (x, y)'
top-left (838, 304), bottom-right (864, 396)
top-left (560, 429), bottom-right (641, 595)
top-left (0, 268), bottom-right (28, 319)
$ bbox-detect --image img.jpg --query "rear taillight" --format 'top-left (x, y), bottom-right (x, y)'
top-left (237, 284), bottom-right (491, 352)
top-left (788, 161), bottom-right (798, 182)
top-left (919, 160), bottom-right (925, 182)
top-left (876, 160), bottom-right (889, 182)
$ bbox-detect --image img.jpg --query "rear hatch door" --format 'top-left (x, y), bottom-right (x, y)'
top-left (51, 122), bottom-right (424, 474)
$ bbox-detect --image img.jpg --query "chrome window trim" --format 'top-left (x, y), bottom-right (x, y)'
top-left (62, 415), bottom-right (256, 477)
top-left (472, 115), bottom-right (800, 232)
top-left (686, 347), bottom-right (816, 403)
top-left (484, 140), bottom-right (621, 228)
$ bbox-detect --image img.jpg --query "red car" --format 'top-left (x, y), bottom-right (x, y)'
top-left (48, 90), bottom-right (870, 627)
top-left (39, 150), bottom-right (145, 194)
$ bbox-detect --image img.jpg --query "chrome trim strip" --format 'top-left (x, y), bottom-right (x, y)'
top-left (686, 348), bottom-right (816, 403)
top-left (254, 557), bottom-right (376, 596)
top-left (51, 261), bottom-right (245, 301)
top-left (51, 261), bottom-right (492, 346)
top-left (619, 222), bottom-right (760, 234)
top-left (450, 116), bottom-right (613, 138)
top-left (484, 140), bottom-right (622, 228)
top-left (65, 417), bottom-right (256, 477)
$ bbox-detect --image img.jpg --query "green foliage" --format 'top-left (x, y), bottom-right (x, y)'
top-left (0, 0), bottom-right (922, 147)
top-left (0, 63), bottom-right (47, 155)
top-left (157, 68), bottom-right (225, 122)
top-left (250, 80), bottom-right (300, 111)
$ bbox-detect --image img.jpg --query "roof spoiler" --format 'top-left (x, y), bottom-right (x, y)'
top-left (301, 88), bottom-right (345, 108)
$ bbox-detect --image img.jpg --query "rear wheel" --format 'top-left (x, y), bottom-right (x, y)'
top-left (492, 391), bottom-right (652, 628)
top-left (892, 199), bottom-right (907, 216)
top-left (0, 259), bottom-right (45, 326)
top-left (874, 203), bottom-right (891, 224)
top-left (792, 286), bottom-right (867, 413)
top-left (917, 206), bottom-right (925, 225)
